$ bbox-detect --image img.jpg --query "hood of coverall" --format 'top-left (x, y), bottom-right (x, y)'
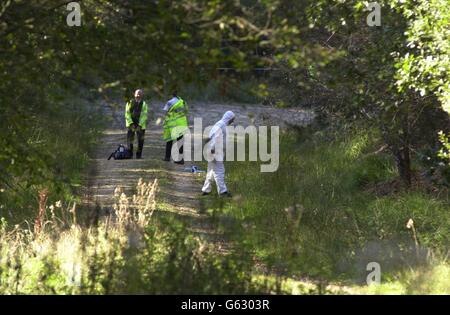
top-left (221, 111), bottom-right (235, 125)
top-left (210, 110), bottom-right (235, 138)
top-left (208, 111), bottom-right (236, 158)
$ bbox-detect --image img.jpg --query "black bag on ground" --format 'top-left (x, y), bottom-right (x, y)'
top-left (108, 144), bottom-right (133, 160)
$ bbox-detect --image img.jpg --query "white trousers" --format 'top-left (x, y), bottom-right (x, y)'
top-left (201, 161), bottom-right (228, 194)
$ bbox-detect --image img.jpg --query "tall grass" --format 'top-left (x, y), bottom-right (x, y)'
top-left (212, 126), bottom-right (450, 292)
top-left (0, 179), bottom-right (274, 294)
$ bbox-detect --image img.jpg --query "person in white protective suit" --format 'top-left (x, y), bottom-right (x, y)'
top-left (201, 111), bottom-right (235, 197)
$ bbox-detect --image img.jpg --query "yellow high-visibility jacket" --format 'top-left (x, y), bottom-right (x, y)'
top-left (125, 100), bottom-right (149, 129)
top-left (163, 98), bottom-right (188, 142)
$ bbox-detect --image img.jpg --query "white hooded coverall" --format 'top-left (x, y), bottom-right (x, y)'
top-left (201, 111), bottom-right (235, 194)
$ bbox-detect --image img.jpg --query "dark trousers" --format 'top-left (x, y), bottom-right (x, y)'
top-left (165, 135), bottom-right (184, 161)
top-left (127, 127), bottom-right (145, 158)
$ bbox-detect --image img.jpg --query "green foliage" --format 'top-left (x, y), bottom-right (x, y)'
top-left (391, 0), bottom-right (450, 113)
top-left (213, 0), bottom-right (450, 188)
top-left (0, 97), bottom-right (104, 223)
top-left (438, 131), bottom-right (450, 162)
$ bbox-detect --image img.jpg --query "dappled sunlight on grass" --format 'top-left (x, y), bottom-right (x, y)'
top-left (218, 126), bottom-right (450, 293)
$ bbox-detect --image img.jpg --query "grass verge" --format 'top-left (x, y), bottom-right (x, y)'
top-left (205, 125), bottom-right (450, 293)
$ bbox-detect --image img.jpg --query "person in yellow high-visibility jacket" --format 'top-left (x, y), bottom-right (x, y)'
top-left (125, 89), bottom-right (148, 159)
top-left (162, 91), bottom-right (189, 164)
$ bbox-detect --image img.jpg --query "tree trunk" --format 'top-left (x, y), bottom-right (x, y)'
top-left (397, 101), bottom-right (413, 187)
top-left (395, 145), bottom-right (412, 187)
